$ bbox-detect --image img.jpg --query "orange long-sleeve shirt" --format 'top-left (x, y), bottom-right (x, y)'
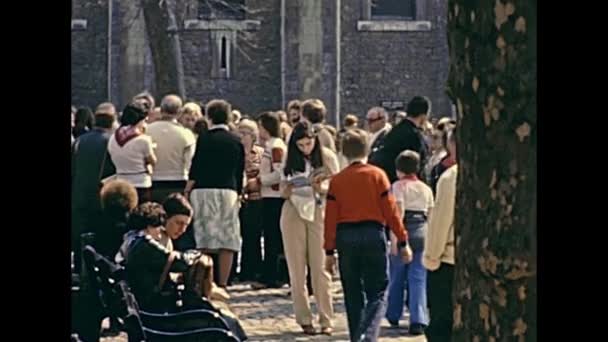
top-left (324, 162), bottom-right (408, 253)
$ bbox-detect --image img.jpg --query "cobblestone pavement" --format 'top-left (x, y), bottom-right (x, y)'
top-left (101, 278), bottom-right (426, 342)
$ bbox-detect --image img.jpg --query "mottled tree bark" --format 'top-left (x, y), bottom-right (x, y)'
top-left (141, 0), bottom-right (185, 98)
top-left (447, 1), bottom-right (536, 341)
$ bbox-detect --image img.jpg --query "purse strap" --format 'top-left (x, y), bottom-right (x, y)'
top-left (156, 252), bottom-right (177, 292)
top-left (98, 149), bottom-right (109, 184)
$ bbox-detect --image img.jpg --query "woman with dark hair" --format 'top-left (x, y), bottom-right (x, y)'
top-left (250, 111), bottom-right (288, 289)
top-left (279, 121), bottom-right (339, 335)
top-left (123, 202), bottom-right (193, 312)
top-left (108, 102), bottom-right (157, 203)
top-left (184, 99), bottom-right (245, 289)
top-left (73, 107), bottom-right (94, 138)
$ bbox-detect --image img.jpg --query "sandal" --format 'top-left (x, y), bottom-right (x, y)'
top-left (320, 327), bottom-right (333, 336)
top-left (301, 324), bottom-right (316, 335)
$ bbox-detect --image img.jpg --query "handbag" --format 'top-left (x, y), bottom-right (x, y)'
top-left (98, 149), bottom-right (117, 188)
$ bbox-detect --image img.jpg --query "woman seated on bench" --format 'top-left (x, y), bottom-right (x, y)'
top-left (162, 193), bottom-right (230, 301)
top-left (122, 202), bottom-right (190, 312)
top-left (120, 195), bottom-right (229, 312)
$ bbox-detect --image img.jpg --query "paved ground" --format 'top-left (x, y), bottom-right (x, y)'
top-left (100, 278), bottom-right (426, 342)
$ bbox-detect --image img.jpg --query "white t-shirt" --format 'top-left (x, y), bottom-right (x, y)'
top-left (108, 133), bottom-right (154, 188)
top-left (392, 178), bottom-right (434, 214)
top-left (147, 120), bottom-right (196, 181)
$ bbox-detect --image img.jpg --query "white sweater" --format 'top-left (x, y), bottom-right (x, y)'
top-left (281, 147), bottom-right (339, 221)
top-left (423, 165), bottom-right (457, 271)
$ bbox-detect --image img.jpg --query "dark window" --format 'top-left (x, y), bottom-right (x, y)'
top-left (371, 0), bottom-right (416, 20)
top-left (220, 37), bottom-right (228, 70)
top-left (199, 0), bottom-right (246, 20)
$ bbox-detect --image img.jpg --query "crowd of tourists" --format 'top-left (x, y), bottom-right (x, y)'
top-left (71, 93), bottom-right (457, 342)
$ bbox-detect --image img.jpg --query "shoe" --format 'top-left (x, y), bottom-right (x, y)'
top-left (409, 323), bottom-right (426, 335)
top-left (301, 324), bottom-right (316, 335)
top-left (320, 327), bottom-right (333, 336)
top-left (210, 283), bottom-right (231, 301)
top-left (388, 320), bottom-right (399, 328)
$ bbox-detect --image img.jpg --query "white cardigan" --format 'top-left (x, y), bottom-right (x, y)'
top-left (281, 147), bottom-right (339, 222)
top-left (423, 165), bottom-right (457, 271)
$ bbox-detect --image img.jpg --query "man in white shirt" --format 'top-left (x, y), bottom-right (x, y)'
top-left (366, 106), bottom-right (392, 159)
top-left (147, 95), bottom-right (196, 203)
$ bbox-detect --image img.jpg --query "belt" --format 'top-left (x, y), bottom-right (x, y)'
top-left (117, 171), bottom-right (148, 176)
top-left (404, 210), bottom-right (427, 221)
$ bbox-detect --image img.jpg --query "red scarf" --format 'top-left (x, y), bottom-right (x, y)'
top-left (115, 126), bottom-right (142, 147)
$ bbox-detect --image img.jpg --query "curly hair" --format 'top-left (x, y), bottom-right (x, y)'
top-left (128, 202), bottom-right (166, 231)
top-left (100, 180), bottom-right (138, 218)
top-left (181, 102), bottom-right (203, 119)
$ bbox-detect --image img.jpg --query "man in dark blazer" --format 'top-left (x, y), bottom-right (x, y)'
top-left (71, 103), bottom-right (117, 273)
top-left (369, 96), bottom-right (431, 183)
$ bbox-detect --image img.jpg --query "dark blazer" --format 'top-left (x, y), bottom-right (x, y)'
top-left (189, 127), bottom-right (246, 194)
top-left (72, 128), bottom-right (115, 209)
top-left (126, 233), bottom-right (190, 312)
top-left (369, 119), bottom-right (428, 183)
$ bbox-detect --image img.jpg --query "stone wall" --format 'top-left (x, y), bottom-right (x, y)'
top-left (71, 0), bottom-right (109, 109)
top-left (71, 0), bottom-right (451, 120)
top-left (340, 0), bottom-right (452, 119)
top-left (180, 0), bottom-right (282, 116)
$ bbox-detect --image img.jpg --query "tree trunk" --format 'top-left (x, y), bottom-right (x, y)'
top-left (447, 1), bottom-right (536, 341)
top-left (141, 0), bottom-right (186, 99)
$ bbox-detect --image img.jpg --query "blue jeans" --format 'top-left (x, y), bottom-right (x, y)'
top-left (336, 222), bottom-right (389, 342)
top-left (386, 214), bottom-right (429, 326)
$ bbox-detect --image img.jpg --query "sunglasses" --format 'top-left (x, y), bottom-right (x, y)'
top-left (367, 117), bottom-right (383, 123)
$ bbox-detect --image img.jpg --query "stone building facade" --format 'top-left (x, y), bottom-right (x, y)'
top-left (72, 0), bottom-right (451, 125)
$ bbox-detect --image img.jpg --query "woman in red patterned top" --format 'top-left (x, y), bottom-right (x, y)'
top-left (236, 119), bottom-right (265, 283)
